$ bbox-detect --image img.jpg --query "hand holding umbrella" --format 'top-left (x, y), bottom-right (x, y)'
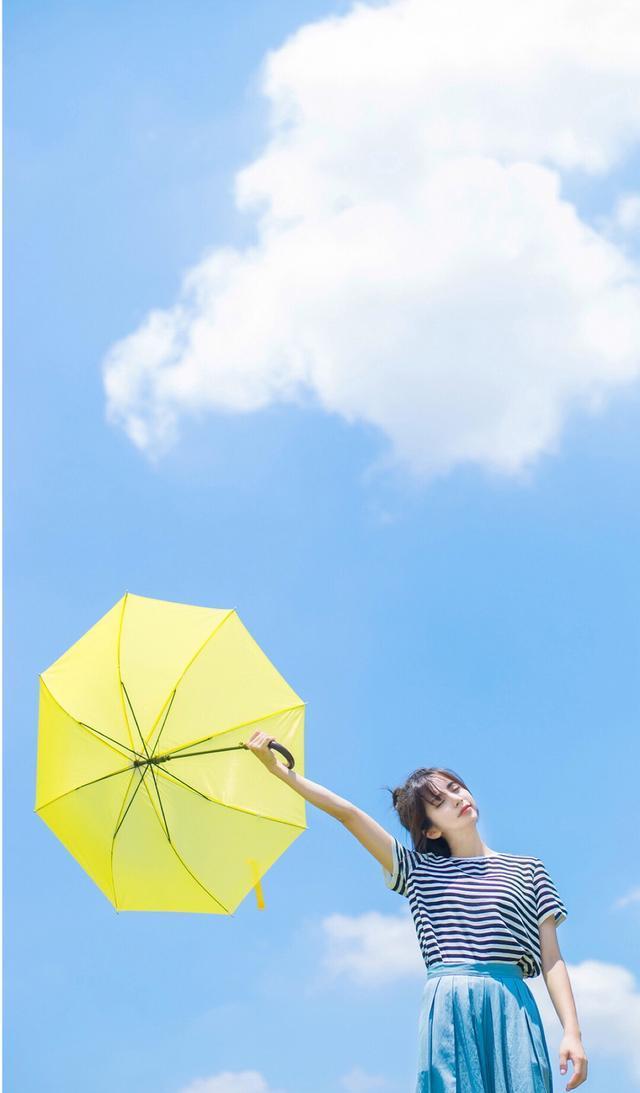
top-left (243, 730), bottom-right (292, 775)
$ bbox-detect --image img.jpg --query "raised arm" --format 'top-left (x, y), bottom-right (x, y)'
top-left (339, 805), bottom-right (395, 874)
top-left (244, 729), bottom-right (394, 874)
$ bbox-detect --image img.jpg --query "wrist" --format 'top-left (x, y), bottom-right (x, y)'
top-left (563, 1025), bottom-right (582, 1038)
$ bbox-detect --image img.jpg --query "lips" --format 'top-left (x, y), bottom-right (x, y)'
top-left (460, 804), bottom-right (472, 815)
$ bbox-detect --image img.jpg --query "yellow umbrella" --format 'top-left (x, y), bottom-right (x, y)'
top-left (34, 592), bottom-right (306, 913)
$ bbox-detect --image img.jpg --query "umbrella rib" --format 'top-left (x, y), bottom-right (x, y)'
top-left (109, 767), bottom-right (141, 908)
top-left (147, 762), bottom-right (171, 841)
top-left (139, 777), bottom-right (231, 914)
top-left (153, 763), bottom-right (307, 831)
top-left (78, 721), bottom-right (143, 761)
top-left (35, 763), bottom-right (134, 812)
top-left (116, 593), bottom-right (137, 753)
top-left (112, 765), bottom-right (148, 841)
top-left (156, 704), bottom-right (305, 760)
top-left (142, 608), bottom-right (236, 751)
top-left (121, 681), bottom-right (151, 759)
top-left (147, 689), bottom-right (177, 762)
top-left (39, 677), bottom-right (138, 764)
top-left (105, 766), bottom-right (230, 914)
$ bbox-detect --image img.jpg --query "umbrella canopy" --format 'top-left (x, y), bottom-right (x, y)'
top-left (34, 592), bottom-right (306, 913)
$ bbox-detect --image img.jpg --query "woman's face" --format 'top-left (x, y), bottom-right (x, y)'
top-left (422, 772), bottom-right (478, 841)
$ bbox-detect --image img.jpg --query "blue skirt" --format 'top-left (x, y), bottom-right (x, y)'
top-left (416, 961), bottom-right (553, 1092)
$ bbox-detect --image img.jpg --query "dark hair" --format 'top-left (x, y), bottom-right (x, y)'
top-left (384, 766), bottom-right (475, 857)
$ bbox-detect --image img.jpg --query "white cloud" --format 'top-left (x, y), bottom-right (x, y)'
top-left (613, 885), bottom-right (640, 909)
top-left (177, 1063), bottom-right (395, 1093)
top-left (531, 959), bottom-right (640, 1087)
top-left (612, 192), bottom-right (640, 233)
top-left (177, 1071), bottom-right (286, 1093)
top-left (320, 910), bottom-right (640, 1085)
top-left (339, 1064), bottom-right (394, 1091)
top-left (103, 0), bottom-right (640, 481)
top-left (321, 908), bottom-right (423, 985)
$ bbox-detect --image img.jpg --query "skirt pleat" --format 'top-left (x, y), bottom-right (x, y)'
top-left (416, 962), bottom-right (553, 1093)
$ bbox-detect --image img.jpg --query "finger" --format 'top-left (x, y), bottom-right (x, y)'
top-left (565, 1061), bottom-right (587, 1090)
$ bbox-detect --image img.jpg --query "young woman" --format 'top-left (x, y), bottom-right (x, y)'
top-left (245, 731), bottom-right (588, 1092)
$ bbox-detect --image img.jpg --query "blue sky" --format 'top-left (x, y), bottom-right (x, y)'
top-left (5, 2), bottom-right (640, 1092)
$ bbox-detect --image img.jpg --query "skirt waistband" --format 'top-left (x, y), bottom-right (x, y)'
top-left (425, 961), bottom-right (524, 981)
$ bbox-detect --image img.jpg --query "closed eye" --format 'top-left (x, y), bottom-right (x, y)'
top-left (433, 782), bottom-right (460, 806)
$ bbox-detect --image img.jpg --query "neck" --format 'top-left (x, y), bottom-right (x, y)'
top-left (446, 831), bottom-right (493, 858)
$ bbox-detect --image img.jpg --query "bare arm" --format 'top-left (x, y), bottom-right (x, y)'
top-left (273, 765), bottom-right (394, 873)
top-left (245, 730), bottom-right (395, 875)
top-left (539, 919), bottom-right (581, 1033)
top-left (271, 760), bottom-right (353, 821)
top-left (539, 918), bottom-right (588, 1089)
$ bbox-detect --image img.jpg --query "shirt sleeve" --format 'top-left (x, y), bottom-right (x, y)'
top-left (382, 835), bottom-right (422, 897)
top-left (533, 859), bottom-right (568, 928)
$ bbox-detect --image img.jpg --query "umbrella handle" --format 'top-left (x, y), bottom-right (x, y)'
top-left (268, 740), bottom-right (295, 769)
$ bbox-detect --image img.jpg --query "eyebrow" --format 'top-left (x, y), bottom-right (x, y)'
top-left (430, 780), bottom-right (459, 797)
top-left (423, 778), bottom-right (458, 804)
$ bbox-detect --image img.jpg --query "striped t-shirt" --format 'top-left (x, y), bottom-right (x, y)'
top-left (382, 835), bottom-right (567, 979)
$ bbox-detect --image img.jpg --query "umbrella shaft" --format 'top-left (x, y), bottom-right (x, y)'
top-left (131, 743), bottom-right (247, 767)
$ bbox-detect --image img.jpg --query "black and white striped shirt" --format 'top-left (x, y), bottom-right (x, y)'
top-left (382, 835), bottom-right (567, 979)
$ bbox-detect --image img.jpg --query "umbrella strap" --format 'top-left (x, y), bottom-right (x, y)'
top-left (247, 858), bottom-right (266, 911)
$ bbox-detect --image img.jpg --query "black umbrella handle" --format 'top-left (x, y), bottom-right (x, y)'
top-left (268, 740), bottom-right (295, 769)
